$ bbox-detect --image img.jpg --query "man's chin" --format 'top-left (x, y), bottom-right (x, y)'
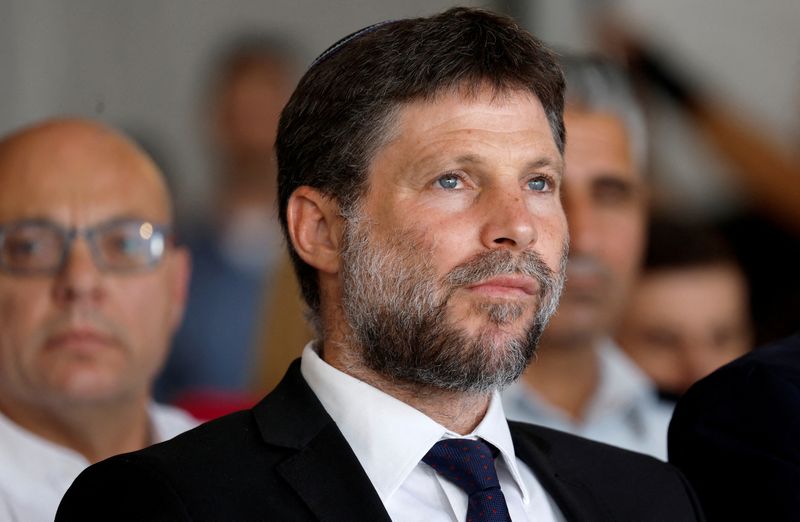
top-left (540, 314), bottom-right (604, 349)
top-left (547, 293), bottom-right (607, 328)
top-left (459, 300), bottom-right (536, 331)
top-left (40, 362), bottom-right (134, 406)
top-left (458, 315), bottom-right (538, 358)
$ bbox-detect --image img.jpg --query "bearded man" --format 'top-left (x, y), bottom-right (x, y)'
top-left (58, 8), bottom-right (703, 521)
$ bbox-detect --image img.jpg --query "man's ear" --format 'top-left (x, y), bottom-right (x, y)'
top-left (286, 186), bottom-right (344, 275)
top-left (167, 246), bottom-right (191, 333)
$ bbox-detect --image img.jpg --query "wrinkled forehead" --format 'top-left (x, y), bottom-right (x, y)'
top-left (0, 125), bottom-right (172, 227)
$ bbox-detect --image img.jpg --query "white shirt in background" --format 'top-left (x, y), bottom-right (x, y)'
top-left (502, 340), bottom-right (673, 460)
top-left (0, 403), bottom-right (198, 522)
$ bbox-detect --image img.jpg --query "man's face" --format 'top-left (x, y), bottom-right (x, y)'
top-left (542, 109), bottom-right (646, 347)
top-left (0, 123), bottom-right (188, 413)
top-left (617, 264), bottom-right (751, 394)
top-left (339, 86), bottom-right (568, 392)
top-left (215, 59), bottom-right (293, 162)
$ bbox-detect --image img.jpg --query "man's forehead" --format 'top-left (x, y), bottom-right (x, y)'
top-left (564, 109), bottom-right (637, 175)
top-left (406, 94), bottom-right (555, 164)
top-left (566, 109), bottom-right (631, 143)
top-left (0, 120), bottom-right (172, 224)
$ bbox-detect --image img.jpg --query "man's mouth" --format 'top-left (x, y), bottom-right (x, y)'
top-left (44, 328), bottom-right (117, 352)
top-left (465, 275), bottom-right (538, 298)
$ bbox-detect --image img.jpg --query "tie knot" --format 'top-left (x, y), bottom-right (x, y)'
top-left (422, 439), bottom-right (501, 495)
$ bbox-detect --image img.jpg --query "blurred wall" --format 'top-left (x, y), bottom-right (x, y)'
top-left (2, 0), bottom-right (798, 221)
top-left (523, 0), bottom-right (800, 218)
top-left (527, 0), bottom-right (800, 140)
top-left (0, 0), bottom-right (485, 220)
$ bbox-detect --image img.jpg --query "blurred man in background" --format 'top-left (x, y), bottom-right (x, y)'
top-left (617, 216), bottom-right (752, 399)
top-left (503, 56), bottom-right (673, 459)
top-left (156, 35), bottom-right (297, 412)
top-left (0, 118), bottom-right (196, 521)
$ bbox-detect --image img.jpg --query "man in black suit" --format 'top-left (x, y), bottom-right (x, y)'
top-left (669, 332), bottom-right (800, 521)
top-left (58, 8), bottom-right (703, 521)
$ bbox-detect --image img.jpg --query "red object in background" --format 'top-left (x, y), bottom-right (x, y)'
top-left (172, 389), bottom-right (259, 422)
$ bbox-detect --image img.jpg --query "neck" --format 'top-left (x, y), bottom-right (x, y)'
top-left (0, 393), bottom-right (151, 463)
top-left (321, 338), bottom-right (491, 435)
top-left (317, 289), bottom-right (493, 435)
top-left (522, 334), bottom-right (601, 421)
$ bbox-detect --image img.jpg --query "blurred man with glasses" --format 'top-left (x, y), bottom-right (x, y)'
top-left (0, 118), bottom-right (197, 522)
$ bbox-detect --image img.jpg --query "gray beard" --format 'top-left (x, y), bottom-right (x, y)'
top-left (339, 212), bottom-right (567, 394)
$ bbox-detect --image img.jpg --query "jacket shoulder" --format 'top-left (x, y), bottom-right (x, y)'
top-left (668, 333), bottom-right (800, 520)
top-left (57, 410), bottom-right (310, 521)
top-left (510, 421), bottom-right (704, 521)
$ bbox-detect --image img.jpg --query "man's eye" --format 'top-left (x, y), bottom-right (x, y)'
top-left (592, 177), bottom-right (635, 205)
top-left (436, 175), bottom-right (462, 190)
top-left (106, 235), bottom-right (142, 255)
top-left (5, 238), bottom-right (39, 258)
top-left (528, 177), bottom-right (549, 191)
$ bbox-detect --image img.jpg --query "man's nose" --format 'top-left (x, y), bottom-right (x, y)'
top-left (479, 186), bottom-right (538, 251)
top-left (52, 236), bottom-right (105, 304)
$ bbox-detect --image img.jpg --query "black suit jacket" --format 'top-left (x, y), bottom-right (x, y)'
top-left (57, 360), bottom-right (702, 521)
top-left (669, 332), bottom-right (800, 521)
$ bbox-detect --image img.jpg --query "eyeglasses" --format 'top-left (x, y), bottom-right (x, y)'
top-left (0, 218), bottom-right (173, 275)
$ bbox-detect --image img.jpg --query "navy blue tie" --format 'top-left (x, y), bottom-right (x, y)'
top-left (423, 439), bottom-right (512, 522)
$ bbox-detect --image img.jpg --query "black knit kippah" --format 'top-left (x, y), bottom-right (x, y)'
top-left (310, 19), bottom-right (398, 68)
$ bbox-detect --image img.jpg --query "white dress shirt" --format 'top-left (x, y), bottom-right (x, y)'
top-left (301, 343), bottom-right (565, 522)
top-left (503, 339), bottom-right (673, 460)
top-left (0, 403), bottom-right (198, 522)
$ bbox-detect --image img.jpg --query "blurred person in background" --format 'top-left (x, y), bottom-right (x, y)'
top-left (610, 28), bottom-right (800, 348)
top-left (156, 34), bottom-right (298, 414)
top-left (503, 55), bottom-right (673, 459)
top-left (0, 118), bottom-right (197, 522)
top-left (616, 216), bottom-right (752, 400)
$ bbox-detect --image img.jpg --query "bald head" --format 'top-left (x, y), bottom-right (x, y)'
top-left (0, 118), bottom-right (173, 224)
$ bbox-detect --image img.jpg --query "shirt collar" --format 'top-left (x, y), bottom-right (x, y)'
top-left (585, 339), bottom-right (655, 421)
top-left (300, 342), bottom-right (530, 504)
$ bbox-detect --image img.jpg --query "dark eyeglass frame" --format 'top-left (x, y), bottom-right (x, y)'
top-left (0, 217), bottom-right (173, 276)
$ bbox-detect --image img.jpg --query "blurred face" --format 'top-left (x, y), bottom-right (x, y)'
top-left (341, 86), bottom-right (569, 392)
top-left (543, 109), bottom-right (646, 347)
top-left (215, 58), bottom-right (293, 162)
top-left (0, 122), bottom-right (189, 414)
top-left (617, 264), bottom-right (751, 394)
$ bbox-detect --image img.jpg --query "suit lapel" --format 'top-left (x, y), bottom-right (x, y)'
top-left (510, 422), bottom-right (611, 522)
top-left (253, 360), bottom-right (392, 522)
top-left (277, 423), bottom-right (392, 522)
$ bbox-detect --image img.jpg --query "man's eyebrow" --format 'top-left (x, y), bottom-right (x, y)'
top-left (451, 154), bottom-right (564, 173)
top-left (525, 157), bottom-right (563, 173)
top-left (451, 153), bottom-right (483, 165)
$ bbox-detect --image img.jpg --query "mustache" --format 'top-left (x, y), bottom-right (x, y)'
top-left (446, 248), bottom-right (560, 291)
top-left (37, 311), bottom-right (128, 349)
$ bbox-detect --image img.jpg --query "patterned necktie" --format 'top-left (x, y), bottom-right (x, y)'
top-left (423, 438), bottom-right (512, 522)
